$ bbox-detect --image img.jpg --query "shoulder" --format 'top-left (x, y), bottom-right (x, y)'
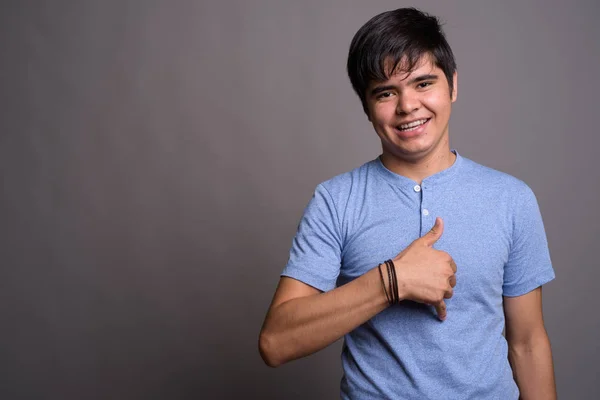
top-left (316, 158), bottom-right (379, 202)
top-left (459, 156), bottom-right (535, 199)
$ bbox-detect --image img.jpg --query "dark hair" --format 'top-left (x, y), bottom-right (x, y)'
top-left (347, 8), bottom-right (457, 114)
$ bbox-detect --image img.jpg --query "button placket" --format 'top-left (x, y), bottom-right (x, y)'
top-left (419, 183), bottom-right (431, 236)
top-left (421, 184), bottom-right (430, 217)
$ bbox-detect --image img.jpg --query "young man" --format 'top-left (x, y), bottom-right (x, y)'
top-left (259, 8), bottom-right (556, 399)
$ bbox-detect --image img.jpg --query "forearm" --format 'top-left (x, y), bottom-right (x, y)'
top-left (260, 266), bottom-right (389, 367)
top-left (508, 330), bottom-right (556, 400)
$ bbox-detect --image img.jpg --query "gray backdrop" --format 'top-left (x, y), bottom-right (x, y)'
top-left (1, 0), bottom-right (598, 399)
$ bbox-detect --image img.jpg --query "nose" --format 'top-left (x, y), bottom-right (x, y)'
top-left (396, 92), bottom-right (420, 115)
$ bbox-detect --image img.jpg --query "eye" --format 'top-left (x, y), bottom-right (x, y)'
top-left (417, 82), bottom-right (433, 89)
top-left (376, 92), bottom-right (394, 99)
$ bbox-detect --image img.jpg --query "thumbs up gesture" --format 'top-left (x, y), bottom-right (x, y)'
top-left (393, 217), bottom-right (457, 320)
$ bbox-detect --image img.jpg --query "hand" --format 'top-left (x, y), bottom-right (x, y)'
top-left (392, 217), bottom-right (457, 320)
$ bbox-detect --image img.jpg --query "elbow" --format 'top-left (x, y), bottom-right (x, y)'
top-left (258, 330), bottom-right (285, 368)
top-left (507, 328), bottom-right (551, 355)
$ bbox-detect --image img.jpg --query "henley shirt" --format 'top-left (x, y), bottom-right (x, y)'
top-left (281, 150), bottom-right (555, 399)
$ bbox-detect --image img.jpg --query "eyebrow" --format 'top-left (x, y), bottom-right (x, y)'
top-left (369, 74), bottom-right (439, 96)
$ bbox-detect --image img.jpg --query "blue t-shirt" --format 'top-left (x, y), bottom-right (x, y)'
top-left (282, 150), bottom-right (555, 399)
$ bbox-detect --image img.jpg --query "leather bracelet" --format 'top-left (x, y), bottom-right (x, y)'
top-left (388, 259), bottom-right (399, 304)
top-left (378, 263), bottom-right (391, 304)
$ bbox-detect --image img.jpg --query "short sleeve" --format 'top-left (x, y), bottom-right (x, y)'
top-left (281, 184), bottom-right (343, 292)
top-left (503, 184), bottom-right (555, 297)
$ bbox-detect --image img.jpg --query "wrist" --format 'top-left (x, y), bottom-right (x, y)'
top-left (392, 260), bottom-right (407, 301)
top-left (377, 260), bottom-right (400, 306)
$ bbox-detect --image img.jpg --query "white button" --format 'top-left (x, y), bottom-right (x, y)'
top-left (413, 185), bottom-right (421, 192)
top-left (422, 209), bottom-right (429, 216)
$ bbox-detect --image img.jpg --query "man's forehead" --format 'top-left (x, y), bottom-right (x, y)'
top-left (382, 54), bottom-right (437, 81)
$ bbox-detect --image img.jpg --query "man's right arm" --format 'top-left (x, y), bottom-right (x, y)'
top-left (258, 265), bottom-right (390, 367)
top-left (258, 217), bottom-right (456, 367)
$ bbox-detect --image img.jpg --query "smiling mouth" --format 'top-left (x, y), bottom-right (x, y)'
top-left (396, 118), bottom-right (431, 132)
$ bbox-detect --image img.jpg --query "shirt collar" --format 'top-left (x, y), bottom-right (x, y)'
top-left (374, 149), bottom-right (463, 189)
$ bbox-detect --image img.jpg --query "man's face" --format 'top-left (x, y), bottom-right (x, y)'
top-left (365, 55), bottom-right (457, 162)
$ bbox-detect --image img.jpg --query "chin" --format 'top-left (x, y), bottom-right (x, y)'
top-left (385, 140), bottom-right (440, 161)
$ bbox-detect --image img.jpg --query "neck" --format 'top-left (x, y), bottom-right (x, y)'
top-left (380, 146), bottom-right (456, 184)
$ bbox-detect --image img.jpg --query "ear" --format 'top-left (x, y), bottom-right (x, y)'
top-left (451, 71), bottom-right (458, 103)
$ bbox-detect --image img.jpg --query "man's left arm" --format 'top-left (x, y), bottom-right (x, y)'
top-left (504, 287), bottom-right (556, 400)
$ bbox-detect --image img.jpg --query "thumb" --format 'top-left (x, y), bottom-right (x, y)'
top-left (422, 217), bottom-right (444, 247)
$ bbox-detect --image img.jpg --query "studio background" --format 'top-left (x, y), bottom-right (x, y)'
top-left (1, 0), bottom-right (598, 399)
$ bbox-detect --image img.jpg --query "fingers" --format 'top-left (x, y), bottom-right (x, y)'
top-left (435, 301), bottom-right (447, 321)
top-left (438, 283), bottom-right (454, 321)
top-left (450, 259), bottom-right (457, 273)
top-left (422, 217), bottom-right (444, 247)
top-left (444, 288), bottom-right (453, 299)
top-left (449, 275), bottom-right (456, 288)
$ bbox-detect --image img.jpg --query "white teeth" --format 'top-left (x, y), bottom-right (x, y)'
top-left (399, 119), bottom-right (428, 130)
